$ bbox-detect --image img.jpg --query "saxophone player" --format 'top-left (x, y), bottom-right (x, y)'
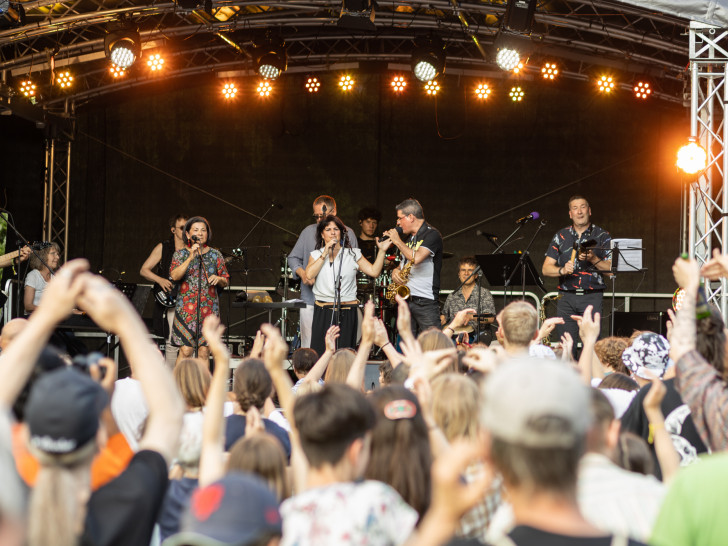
top-left (383, 198), bottom-right (443, 336)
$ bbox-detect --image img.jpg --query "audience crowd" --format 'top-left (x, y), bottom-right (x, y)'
top-left (2, 251), bottom-right (728, 545)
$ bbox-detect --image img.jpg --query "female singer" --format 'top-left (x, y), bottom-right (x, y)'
top-left (170, 216), bottom-right (229, 364)
top-left (305, 214), bottom-right (391, 356)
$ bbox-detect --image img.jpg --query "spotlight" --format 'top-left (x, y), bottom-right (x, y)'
top-left (503, 0), bottom-right (537, 34)
top-left (222, 83), bottom-right (238, 99)
top-left (257, 80), bottom-right (272, 97)
top-left (338, 0), bottom-right (376, 32)
top-left (496, 48), bottom-right (520, 71)
top-left (253, 36), bottom-right (287, 80)
top-left (339, 75), bottom-right (354, 91)
top-left (104, 28), bottom-right (141, 69)
top-left (109, 65), bottom-right (126, 78)
top-left (597, 75), bottom-right (615, 93)
top-left (509, 86), bottom-right (524, 102)
top-left (634, 81), bottom-right (651, 99)
top-left (19, 79), bottom-right (36, 97)
top-left (513, 61), bottom-right (525, 74)
top-left (677, 138), bottom-right (708, 175)
top-left (305, 77), bottom-right (321, 93)
top-left (147, 53), bottom-right (165, 71)
top-left (56, 71), bottom-right (74, 89)
top-left (0, 1), bottom-right (25, 28)
top-left (411, 37), bottom-right (446, 82)
top-left (475, 83), bottom-right (491, 100)
top-left (542, 62), bottom-right (558, 80)
top-left (424, 80), bottom-right (440, 96)
top-left (391, 76), bottom-right (407, 93)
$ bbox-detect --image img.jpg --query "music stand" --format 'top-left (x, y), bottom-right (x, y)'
top-left (476, 254), bottom-right (544, 306)
top-left (607, 239), bottom-right (646, 336)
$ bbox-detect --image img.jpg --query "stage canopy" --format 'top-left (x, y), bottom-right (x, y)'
top-left (615, 0), bottom-right (728, 27)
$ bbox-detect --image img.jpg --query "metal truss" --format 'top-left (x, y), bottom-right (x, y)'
top-left (688, 21), bottom-right (728, 317)
top-left (0, 1), bottom-right (691, 106)
top-left (43, 135), bottom-right (71, 261)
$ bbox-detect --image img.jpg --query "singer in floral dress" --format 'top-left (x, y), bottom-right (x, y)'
top-left (170, 216), bottom-right (229, 364)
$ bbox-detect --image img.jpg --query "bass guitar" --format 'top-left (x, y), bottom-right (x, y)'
top-left (153, 278), bottom-right (179, 308)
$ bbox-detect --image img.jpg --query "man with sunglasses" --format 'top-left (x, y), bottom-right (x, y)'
top-left (289, 195), bottom-right (358, 349)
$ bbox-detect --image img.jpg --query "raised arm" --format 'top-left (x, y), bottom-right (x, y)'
top-left (139, 243), bottom-right (172, 291)
top-left (346, 302), bottom-right (375, 390)
top-left (303, 325), bottom-right (338, 384)
top-left (356, 238), bottom-right (392, 278)
top-left (643, 378), bottom-right (680, 483)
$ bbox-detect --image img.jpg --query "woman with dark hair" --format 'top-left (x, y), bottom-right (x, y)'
top-left (365, 386), bottom-right (432, 521)
top-left (170, 216), bottom-right (229, 365)
top-left (305, 214), bottom-right (391, 356)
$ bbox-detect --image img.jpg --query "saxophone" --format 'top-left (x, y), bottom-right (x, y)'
top-left (386, 260), bottom-right (413, 303)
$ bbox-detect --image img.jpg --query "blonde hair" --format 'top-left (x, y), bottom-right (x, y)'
top-left (228, 434), bottom-right (290, 501)
top-left (174, 358), bottom-right (211, 410)
top-left (430, 374), bottom-right (481, 442)
top-left (500, 302), bottom-right (538, 348)
top-left (324, 349), bottom-right (355, 384)
top-left (418, 328), bottom-right (455, 352)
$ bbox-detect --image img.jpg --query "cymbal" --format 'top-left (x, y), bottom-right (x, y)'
top-left (451, 325), bottom-right (474, 334)
top-left (443, 251), bottom-right (455, 259)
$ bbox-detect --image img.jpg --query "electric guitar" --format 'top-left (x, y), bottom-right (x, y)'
top-left (153, 277), bottom-right (179, 308)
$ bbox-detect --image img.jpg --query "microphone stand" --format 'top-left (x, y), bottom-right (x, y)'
top-left (330, 236), bottom-right (347, 349)
top-left (492, 221), bottom-right (529, 306)
top-left (193, 243), bottom-right (211, 359)
top-left (504, 219), bottom-right (548, 300)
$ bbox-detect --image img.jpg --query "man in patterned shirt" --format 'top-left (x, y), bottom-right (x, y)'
top-left (542, 195), bottom-right (611, 357)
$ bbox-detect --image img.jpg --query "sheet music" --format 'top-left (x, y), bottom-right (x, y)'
top-left (611, 238), bottom-right (642, 272)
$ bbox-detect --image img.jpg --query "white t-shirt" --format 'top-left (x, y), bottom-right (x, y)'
top-left (310, 248), bottom-right (362, 302)
top-left (25, 269), bottom-right (49, 306)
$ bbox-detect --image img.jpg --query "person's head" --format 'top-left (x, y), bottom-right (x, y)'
top-left (586, 388), bottom-right (621, 455)
top-left (594, 337), bottom-right (630, 375)
top-left (174, 358), bottom-right (211, 411)
top-left (169, 214), bottom-right (188, 240)
top-left (11, 345), bottom-right (67, 422)
top-left (696, 306), bottom-right (726, 378)
top-left (233, 358), bottom-right (273, 411)
top-left (314, 215), bottom-right (347, 251)
top-left (313, 195), bottom-right (337, 222)
top-left (29, 242), bottom-right (61, 272)
top-left (431, 373), bottom-right (481, 442)
top-left (497, 301), bottom-right (539, 351)
top-left (615, 432), bottom-right (654, 476)
top-left (183, 216), bottom-right (212, 246)
top-left (378, 360), bottom-right (393, 387)
top-left (621, 332), bottom-right (672, 384)
top-left (163, 472), bottom-right (282, 546)
top-left (598, 372), bottom-right (639, 392)
top-left (417, 327), bottom-right (455, 352)
top-left (390, 362), bottom-right (410, 386)
top-left (365, 386), bottom-right (432, 518)
top-left (457, 256), bottom-right (478, 287)
top-left (481, 358), bottom-right (591, 496)
top-left (0, 318), bottom-right (27, 351)
top-left (293, 384), bottom-right (376, 474)
top-left (228, 434), bottom-right (290, 501)
top-left (395, 198), bottom-right (424, 235)
top-left (291, 348), bottom-right (319, 379)
top-left (323, 348), bottom-right (356, 384)
top-left (568, 195), bottom-right (591, 229)
top-left (175, 411), bottom-right (205, 470)
top-left (357, 207), bottom-right (381, 238)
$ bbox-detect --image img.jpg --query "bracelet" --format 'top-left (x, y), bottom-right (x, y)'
top-left (443, 326), bottom-right (454, 335)
top-left (381, 341), bottom-right (392, 350)
top-left (558, 267), bottom-right (563, 275)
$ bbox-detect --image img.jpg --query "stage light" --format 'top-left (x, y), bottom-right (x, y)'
top-left (424, 80), bottom-right (439, 96)
top-left (109, 65), bottom-right (126, 78)
top-left (222, 83), bottom-right (238, 99)
top-left (253, 36), bottom-right (287, 80)
top-left (677, 138), bottom-right (708, 175)
top-left (509, 86), bottom-right (524, 102)
top-left (19, 79), bottom-right (36, 97)
top-left (305, 77), bottom-right (320, 93)
top-left (338, 0), bottom-right (376, 32)
top-left (339, 75), bottom-right (354, 91)
top-left (257, 80), bottom-right (272, 97)
top-left (542, 62), bottom-right (558, 80)
top-left (496, 48), bottom-right (520, 71)
top-left (391, 76), bottom-right (407, 93)
top-left (672, 288), bottom-right (685, 311)
top-left (56, 71), bottom-right (73, 89)
top-left (513, 61), bottom-right (525, 74)
top-left (597, 75), bottom-right (615, 93)
top-left (0, 1), bottom-right (25, 28)
top-left (411, 37), bottom-right (445, 82)
top-left (147, 53), bottom-right (165, 71)
top-left (104, 28), bottom-right (141, 69)
top-left (634, 81), bottom-right (651, 99)
top-left (474, 83), bottom-right (491, 100)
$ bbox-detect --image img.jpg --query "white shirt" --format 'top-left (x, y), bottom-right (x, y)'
top-left (25, 269), bottom-right (50, 306)
top-left (310, 248), bottom-right (362, 302)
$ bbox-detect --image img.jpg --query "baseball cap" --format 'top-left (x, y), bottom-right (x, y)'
top-left (25, 367), bottom-right (108, 454)
top-left (481, 358), bottom-right (591, 448)
top-left (622, 332), bottom-right (673, 380)
top-left (163, 472), bottom-right (282, 546)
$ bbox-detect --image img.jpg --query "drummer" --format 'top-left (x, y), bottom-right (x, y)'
top-left (356, 206), bottom-right (382, 263)
top-left (440, 255), bottom-right (496, 345)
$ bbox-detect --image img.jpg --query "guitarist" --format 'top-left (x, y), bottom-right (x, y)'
top-left (0, 245), bottom-right (30, 269)
top-left (140, 214), bottom-right (187, 366)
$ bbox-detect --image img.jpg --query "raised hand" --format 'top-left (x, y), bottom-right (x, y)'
top-left (260, 324), bottom-right (288, 374)
top-left (325, 325), bottom-right (340, 353)
top-left (396, 294), bottom-right (414, 340)
top-left (701, 248), bottom-right (728, 280)
top-left (672, 256), bottom-right (701, 291)
top-left (202, 314), bottom-right (227, 357)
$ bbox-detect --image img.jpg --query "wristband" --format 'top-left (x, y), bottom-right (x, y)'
top-left (558, 267), bottom-right (563, 275)
top-left (443, 326), bottom-right (454, 335)
top-left (381, 341), bottom-right (392, 350)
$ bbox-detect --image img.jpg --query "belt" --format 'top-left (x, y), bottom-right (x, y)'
top-left (559, 289), bottom-right (604, 296)
top-left (408, 295), bottom-right (435, 302)
top-left (315, 301), bottom-right (359, 308)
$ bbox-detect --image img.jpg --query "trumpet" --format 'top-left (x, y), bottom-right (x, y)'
top-left (386, 260), bottom-right (412, 303)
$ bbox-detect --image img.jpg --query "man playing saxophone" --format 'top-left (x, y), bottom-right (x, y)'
top-left (383, 198), bottom-right (443, 336)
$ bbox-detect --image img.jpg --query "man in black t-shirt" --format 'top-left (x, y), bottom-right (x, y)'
top-left (383, 198), bottom-right (443, 336)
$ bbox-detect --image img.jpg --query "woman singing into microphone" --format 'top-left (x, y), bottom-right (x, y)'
top-left (305, 214), bottom-right (391, 356)
top-left (170, 216), bottom-right (229, 365)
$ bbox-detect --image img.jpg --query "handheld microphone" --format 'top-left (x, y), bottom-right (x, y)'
top-left (190, 235), bottom-right (200, 243)
top-left (380, 227), bottom-right (404, 242)
top-left (516, 212), bottom-right (540, 224)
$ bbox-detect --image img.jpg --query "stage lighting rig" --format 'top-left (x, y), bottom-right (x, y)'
top-left (634, 80), bottom-right (651, 99)
top-left (503, 0), bottom-right (537, 34)
top-left (411, 37), bottom-right (445, 83)
top-left (677, 138), bottom-right (707, 175)
top-left (104, 26), bottom-right (141, 69)
top-left (338, 0), bottom-right (376, 32)
top-left (253, 36), bottom-right (287, 80)
top-left (0, 1), bottom-right (25, 28)
top-left (305, 77), bottom-right (321, 93)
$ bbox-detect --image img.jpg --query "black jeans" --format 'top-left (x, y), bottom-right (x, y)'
top-left (407, 296), bottom-right (441, 337)
top-left (555, 291), bottom-right (603, 359)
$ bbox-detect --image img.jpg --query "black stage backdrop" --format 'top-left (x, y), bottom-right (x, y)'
top-left (1, 71), bottom-right (688, 332)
